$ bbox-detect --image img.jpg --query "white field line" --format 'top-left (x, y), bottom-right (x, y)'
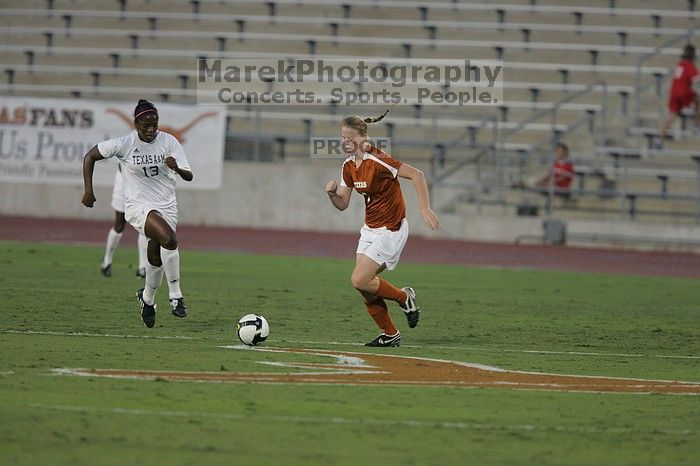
top-left (51, 367), bottom-right (389, 380)
top-left (3, 329), bottom-right (698, 360)
top-left (23, 403), bottom-right (694, 436)
top-left (1, 329), bottom-right (192, 340)
top-left (281, 340), bottom-right (700, 360)
top-left (48, 368), bottom-right (700, 395)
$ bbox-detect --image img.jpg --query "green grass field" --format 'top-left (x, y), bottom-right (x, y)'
top-left (0, 240), bottom-right (698, 465)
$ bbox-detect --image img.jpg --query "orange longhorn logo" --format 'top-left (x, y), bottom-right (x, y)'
top-left (105, 108), bottom-right (218, 144)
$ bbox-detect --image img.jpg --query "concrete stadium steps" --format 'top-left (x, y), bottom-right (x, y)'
top-left (0, 51), bottom-right (181, 70)
top-left (7, 70), bottom-right (92, 87)
top-left (615, 159), bottom-right (700, 175)
top-left (494, 49), bottom-right (649, 67)
top-left (553, 207), bottom-right (699, 225)
top-left (3, 71), bottom-right (191, 96)
top-left (565, 194), bottom-right (698, 217)
top-left (12, 54), bottom-right (661, 88)
top-left (433, 29), bottom-right (672, 48)
top-left (453, 188), bottom-right (699, 223)
top-left (45, 34), bottom-right (314, 55)
top-left (617, 177), bottom-right (697, 194)
top-left (225, 113), bottom-right (560, 153)
top-left (452, 202), bottom-right (515, 218)
top-left (0, 85), bottom-right (194, 103)
top-left (1, 34), bottom-right (45, 47)
top-left (228, 117), bottom-right (472, 142)
top-left (0, 60), bottom-right (626, 115)
top-left (538, 0), bottom-right (689, 8)
top-left (15, 0), bottom-right (700, 26)
top-left (0, 20), bottom-right (686, 64)
top-left (3, 10), bottom-right (691, 49)
top-left (662, 138), bottom-right (700, 152)
top-left (225, 134), bottom-right (444, 163)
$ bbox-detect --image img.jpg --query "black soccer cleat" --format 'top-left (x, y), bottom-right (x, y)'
top-left (101, 264), bottom-right (112, 277)
top-left (137, 288), bottom-right (156, 328)
top-left (136, 267), bottom-right (146, 279)
top-left (365, 332), bottom-right (401, 347)
top-left (399, 287), bottom-right (420, 328)
top-left (170, 297), bottom-right (188, 318)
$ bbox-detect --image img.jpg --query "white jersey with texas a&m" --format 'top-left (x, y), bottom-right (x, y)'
top-left (97, 131), bottom-right (191, 213)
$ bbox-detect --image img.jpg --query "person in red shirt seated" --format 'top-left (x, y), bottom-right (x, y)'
top-left (659, 44), bottom-right (699, 142)
top-left (535, 142), bottom-right (575, 196)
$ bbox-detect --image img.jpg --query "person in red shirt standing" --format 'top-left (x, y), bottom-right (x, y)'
top-left (535, 142), bottom-right (574, 195)
top-left (659, 44), bottom-right (699, 142)
top-left (325, 106), bottom-right (439, 347)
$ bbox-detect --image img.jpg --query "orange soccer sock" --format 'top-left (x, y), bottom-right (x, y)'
top-left (365, 298), bottom-right (398, 336)
top-left (375, 278), bottom-right (408, 305)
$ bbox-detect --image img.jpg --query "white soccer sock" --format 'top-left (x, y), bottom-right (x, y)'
top-left (137, 234), bottom-right (148, 271)
top-left (160, 247), bottom-right (183, 300)
top-left (143, 261), bottom-right (164, 305)
top-left (102, 228), bottom-right (123, 267)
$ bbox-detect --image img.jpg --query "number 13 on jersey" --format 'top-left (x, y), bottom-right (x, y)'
top-left (142, 166), bottom-right (159, 177)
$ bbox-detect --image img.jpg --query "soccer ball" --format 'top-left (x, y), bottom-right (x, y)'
top-left (236, 314), bottom-right (270, 346)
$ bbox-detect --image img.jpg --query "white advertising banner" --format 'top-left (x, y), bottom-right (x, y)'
top-left (0, 96), bottom-right (225, 189)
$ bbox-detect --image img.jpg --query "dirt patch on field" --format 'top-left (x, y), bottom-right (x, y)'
top-left (54, 348), bottom-right (700, 394)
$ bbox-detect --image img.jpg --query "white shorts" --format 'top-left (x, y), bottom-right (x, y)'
top-left (356, 218), bottom-right (409, 271)
top-left (125, 204), bottom-right (178, 237)
top-left (110, 168), bottom-right (125, 212)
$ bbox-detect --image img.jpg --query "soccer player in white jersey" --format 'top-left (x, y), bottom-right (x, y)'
top-left (100, 164), bottom-right (149, 279)
top-left (82, 99), bottom-right (193, 328)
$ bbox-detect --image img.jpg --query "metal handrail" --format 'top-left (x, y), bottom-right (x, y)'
top-left (428, 114), bottom-right (498, 213)
top-left (428, 116), bottom-right (499, 214)
top-left (431, 115), bottom-right (498, 183)
top-left (633, 23), bottom-right (700, 126)
top-left (499, 80), bottom-right (607, 142)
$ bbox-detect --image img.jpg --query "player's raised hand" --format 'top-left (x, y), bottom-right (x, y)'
top-left (82, 191), bottom-right (96, 208)
top-left (165, 156), bottom-right (178, 170)
top-left (421, 207), bottom-right (440, 230)
top-left (325, 179), bottom-right (338, 195)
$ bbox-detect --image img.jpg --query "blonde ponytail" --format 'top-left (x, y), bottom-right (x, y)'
top-left (342, 103), bottom-right (398, 136)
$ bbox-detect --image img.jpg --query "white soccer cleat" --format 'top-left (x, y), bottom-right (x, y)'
top-left (399, 287), bottom-right (420, 328)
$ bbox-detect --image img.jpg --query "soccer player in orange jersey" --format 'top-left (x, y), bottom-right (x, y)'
top-left (325, 106), bottom-right (439, 347)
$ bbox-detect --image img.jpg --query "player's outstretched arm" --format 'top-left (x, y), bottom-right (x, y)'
top-left (325, 180), bottom-right (352, 211)
top-left (82, 145), bottom-right (105, 208)
top-left (398, 163), bottom-right (439, 230)
top-left (165, 157), bottom-right (193, 181)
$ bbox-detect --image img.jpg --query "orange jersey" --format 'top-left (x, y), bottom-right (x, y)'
top-left (341, 147), bottom-right (406, 231)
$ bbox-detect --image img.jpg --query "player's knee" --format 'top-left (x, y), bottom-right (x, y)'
top-left (350, 272), bottom-right (368, 290)
top-left (161, 234), bottom-right (178, 250)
